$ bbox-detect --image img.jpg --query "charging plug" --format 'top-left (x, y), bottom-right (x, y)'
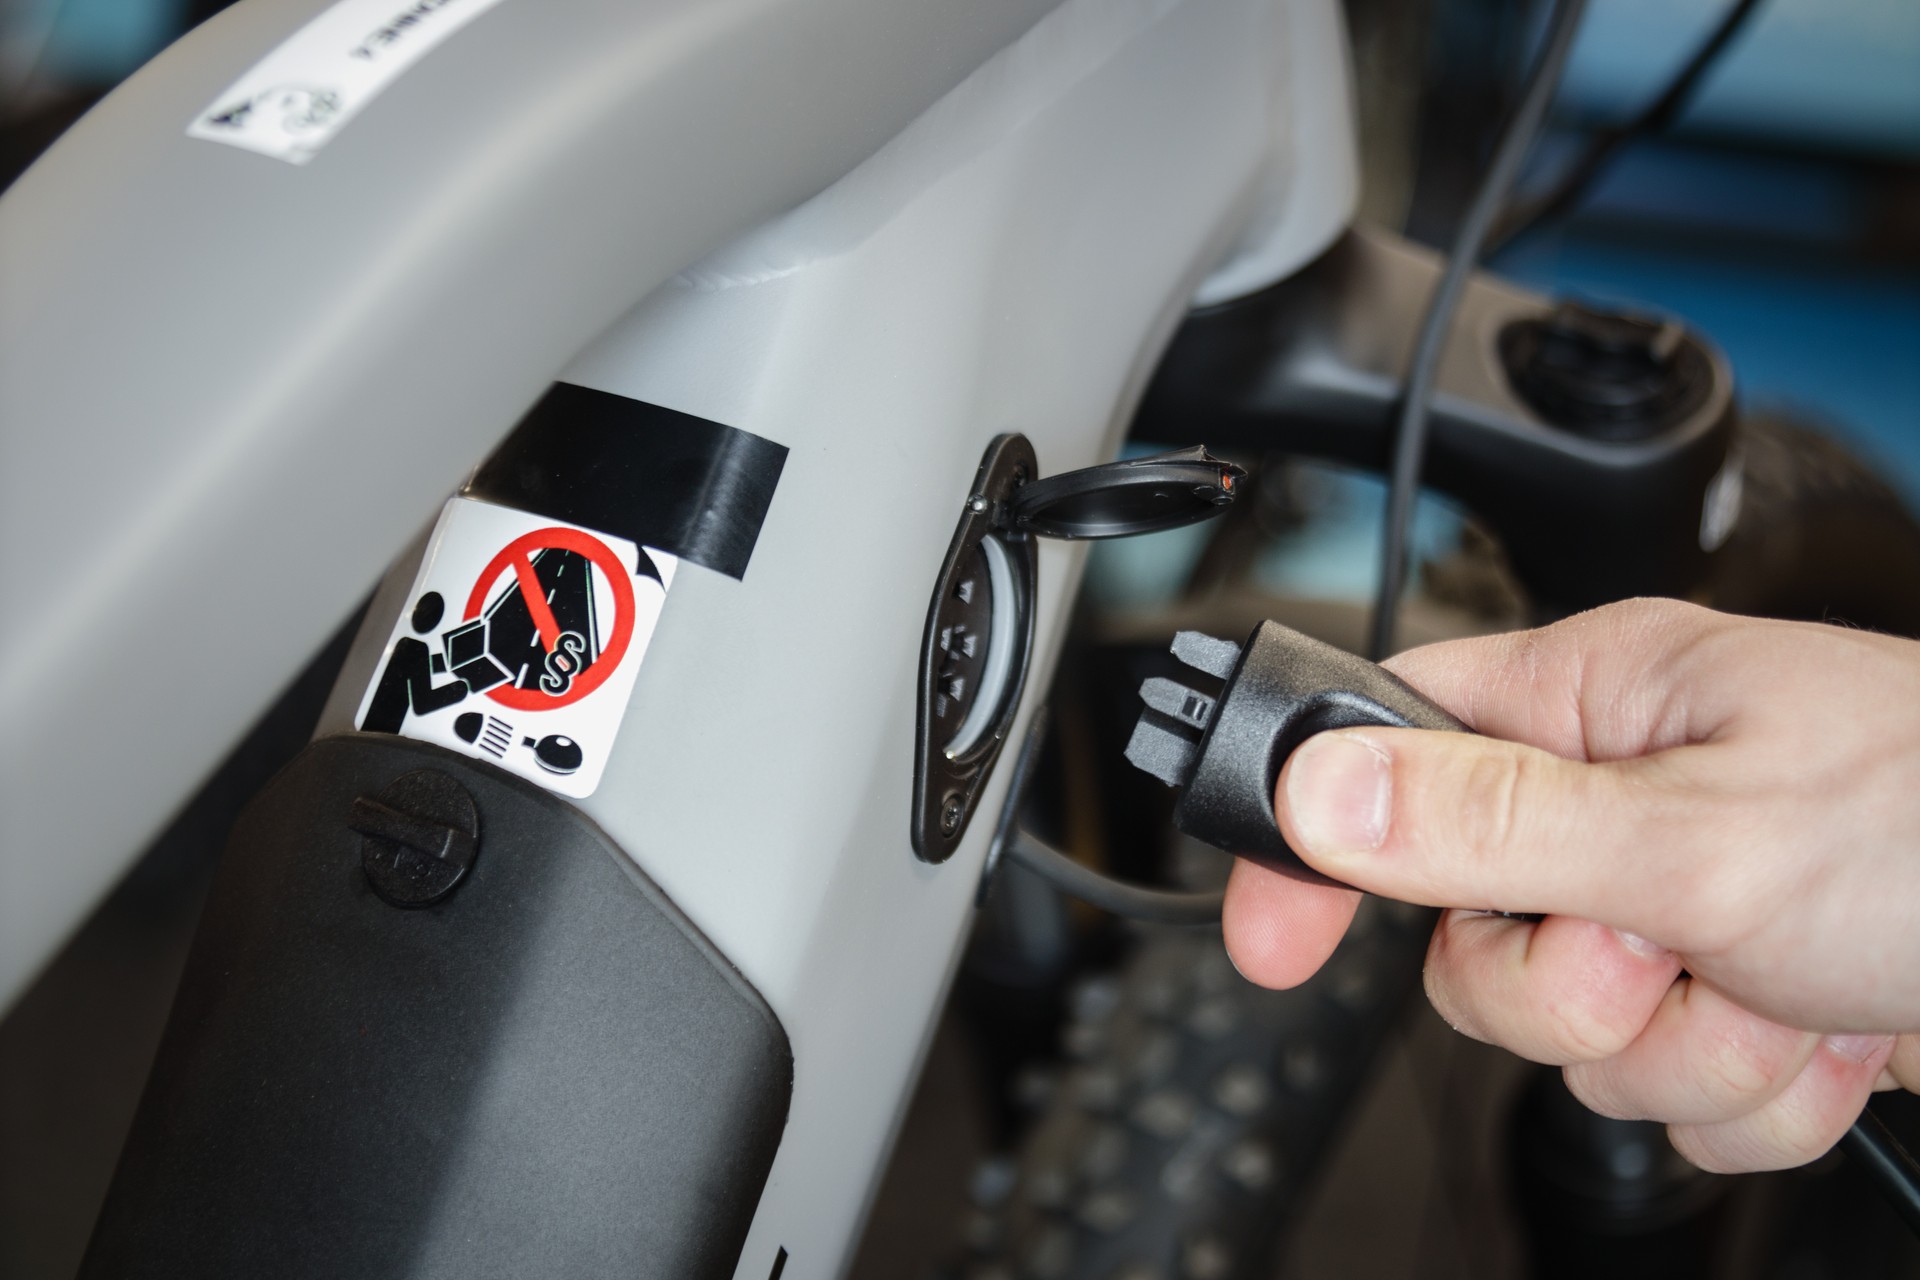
top-left (1125, 621), bottom-right (1466, 885)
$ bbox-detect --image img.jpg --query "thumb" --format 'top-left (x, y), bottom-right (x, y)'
top-left (1275, 726), bottom-right (1701, 927)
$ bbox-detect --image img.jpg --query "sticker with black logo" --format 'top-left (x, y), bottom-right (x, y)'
top-left (356, 384), bottom-right (786, 797)
top-left (356, 498), bottom-right (673, 798)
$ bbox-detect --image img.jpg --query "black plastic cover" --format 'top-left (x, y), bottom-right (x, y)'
top-left (81, 734), bottom-right (792, 1280)
top-left (1130, 229), bottom-right (1736, 611)
top-left (1007, 445), bottom-right (1243, 539)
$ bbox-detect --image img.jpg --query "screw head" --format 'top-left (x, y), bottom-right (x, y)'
top-left (940, 793), bottom-right (966, 836)
top-left (350, 769), bottom-right (480, 907)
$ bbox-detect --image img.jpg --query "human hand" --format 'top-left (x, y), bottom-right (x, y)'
top-left (1222, 598), bottom-right (1920, 1172)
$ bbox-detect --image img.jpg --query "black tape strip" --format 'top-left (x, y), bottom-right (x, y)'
top-left (465, 383), bottom-right (788, 580)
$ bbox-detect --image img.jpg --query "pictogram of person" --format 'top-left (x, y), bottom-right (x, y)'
top-left (360, 592), bottom-right (469, 735)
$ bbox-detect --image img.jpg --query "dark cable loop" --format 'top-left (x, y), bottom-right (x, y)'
top-left (1491, 0), bottom-right (1767, 254)
top-left (1003, 828), bottom-right (1224, 927)
top-left (981, 712), bottom-right (1223, 925)
top-left (1367, 0), bottom-right (1589, 661)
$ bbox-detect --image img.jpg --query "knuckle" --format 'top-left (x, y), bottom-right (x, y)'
top-left (1664, 838), bottom-right (1764, 955)
top-left (1626, 596), bottom-right (1704, 627)
top-left (1421, 953), bottom-right (1470, 1037)
top-left (1539, 993), bottom-right (1637, 1063)
top-left (1762, 1098), bottom-right (1852, 1168)
top-left (1699, 1078), bottom-right (1861, 1173)
top-left (1504, 628), bottom-right (1548, 690)
top-left (1664, 833), bottom-right (1729, 909)
top-left (1890, 1036), bottom-right (1920, 1092)
top-left (1666, 1124), bottom-right (1741, 1174)
top-left (1614, 597), bottom-right (1715, 651)
top-left (1447, 747), bottom-right (1530, 874)
top-left (1694, 1024), bottom-right (1803, 1114)
top-left (1422, 931), bottom-right (1491, 1045)
top-left (1622, 772), bottom-right (1748, 947)
top-left (1563, 1062), bottom-right (1641, 1121)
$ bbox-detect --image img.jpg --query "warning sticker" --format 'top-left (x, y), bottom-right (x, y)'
top-left (355, 497), bottom-right (675, 797)
top-left (187, 0), bottom-right (514, 164)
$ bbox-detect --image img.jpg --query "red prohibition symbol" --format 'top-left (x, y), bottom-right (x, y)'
top-left (464, 526), bottom-right (636, 712)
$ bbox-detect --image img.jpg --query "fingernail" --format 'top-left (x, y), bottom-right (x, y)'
top-left (1614, 929), bottom-right (1670, 959)
top-left (1286, 733), bottom-right (1391, 855)
top-left (1826, 1034), bottom-right (1894, 1064)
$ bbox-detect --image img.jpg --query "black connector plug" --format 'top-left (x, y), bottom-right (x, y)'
top-left (1125, 621), bottom-right (1467, 885)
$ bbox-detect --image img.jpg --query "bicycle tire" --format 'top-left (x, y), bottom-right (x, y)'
top-left (1708, 414), bottom-right (1920, 638)
top-left (946, 896), bottom-right (1435, 1280)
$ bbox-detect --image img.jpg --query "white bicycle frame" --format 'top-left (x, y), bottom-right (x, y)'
top-left (0, 0), bottom-right (1359, 1272)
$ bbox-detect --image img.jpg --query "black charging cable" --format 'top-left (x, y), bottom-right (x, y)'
top-left (1002, 828), bottom-right (1224, 927)
top-left (1847, 1102), bottom-right (1920, 1236)
top-left (1368, 0), bottom-right (1589, 660)
top-left (983, 711), bottom-right (1225, 926)
top-left (1490, 0), bottom-right (1768, 254)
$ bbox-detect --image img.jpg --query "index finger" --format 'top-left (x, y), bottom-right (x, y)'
top-left (1383, 598), bottom-right (1729, 763)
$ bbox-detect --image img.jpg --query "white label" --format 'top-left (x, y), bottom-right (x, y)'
top-left (188, 0), bottom-right (512, 164)
top-left (355, 497), bottom-right (676, 797)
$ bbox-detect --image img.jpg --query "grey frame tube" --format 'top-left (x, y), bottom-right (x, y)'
top-left (0, 0), bottom-right (1057, 1011)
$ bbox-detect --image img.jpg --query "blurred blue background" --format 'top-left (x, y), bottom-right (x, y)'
top-left (1091, 0), bottom-right (1920, 609)
top-left (1507, 0), bottom-right (1920, 497)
